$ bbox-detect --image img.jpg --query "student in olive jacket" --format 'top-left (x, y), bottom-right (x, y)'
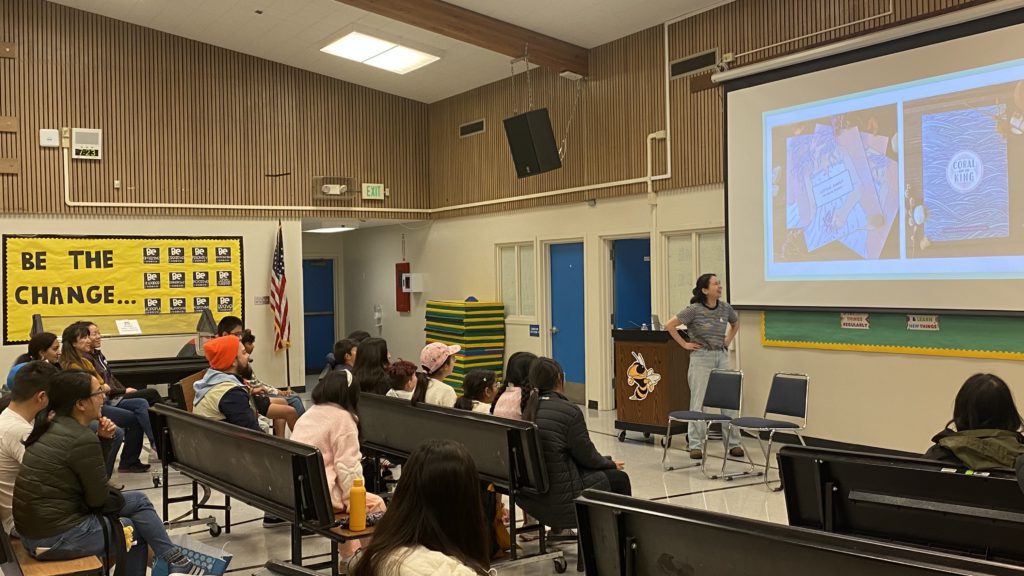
top-left (517, 357), bottom-right (631, 530)
top-left (923, 373), bottom-right (1024, 470)
top-left (14, 370), bottom-right (205, 575)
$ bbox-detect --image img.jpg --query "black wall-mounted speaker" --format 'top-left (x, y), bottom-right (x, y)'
top-left (503, 108), bottom-right (562, 178)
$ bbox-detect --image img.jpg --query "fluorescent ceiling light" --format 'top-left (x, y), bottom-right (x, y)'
top-left (365, 45), bottom-right (440, 74)
top-left (321, 32), bottom-right (396, 62)
top-left (305, 227), bottom-right (353, 234)
top-left (321, 32), bottom-right (439, 75)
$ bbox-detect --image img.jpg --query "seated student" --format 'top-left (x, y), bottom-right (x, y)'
top-left (291, 371), bottom-right (386, 563)
top-left (419, 342), bottom-right (459, 408)
top-left (923, 373), bottom-right (1024, 470)
top-left (331, 338), bottom-right (358, 374)
top-left (518, 357), bottom-right (631, 532)
top-left (490, 352), bottom-right (536, 420)
top-left (0, 361), bottom-right (57, 534)
top-left (177, 314), bottom-right (244, 357)
top-left (350, 439), bottom-right (491, 576)
top-left (6, 332), bottom-right (60, 391)
top-left (454, 370), bottom-right (499, 414)
top-left (240, 330), bottom-right (302, 436)
top-left (352, 338), bottom-right (392, 395)
top-left (13, 370), bottom-right (208, 575)
top-left (61, 321), bottom-right (153, 473)
top-left (85, 322), bottom-right (163, 406)
top-left (385, 361), bottom-right (418, 400)
top-left (193, 335), bottom-right (260, 432)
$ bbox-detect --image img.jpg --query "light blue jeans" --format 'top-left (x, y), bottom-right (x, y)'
top-left (687, 348), bottom-right (741, 450)
top-left (21, 491), bottom-right (173, 574)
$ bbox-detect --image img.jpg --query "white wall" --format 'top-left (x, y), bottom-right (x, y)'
top-left (0, 216), bottom-right (306, 390)
top-left (341, 186), bottom-right (1024, 453)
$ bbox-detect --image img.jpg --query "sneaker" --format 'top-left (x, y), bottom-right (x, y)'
top-left (163, 550), bottom-right (210, 576)
top-left (262, 515), bottom-right (288, 528)
top-left (729, 446), bottom-right (745, 458)
top-left (689, 449), bottom-right (703, 460)
top-left (117, 463), bottom-right (151, 473)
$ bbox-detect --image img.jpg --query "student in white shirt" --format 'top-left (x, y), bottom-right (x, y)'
top-left (418, 343), bottom-right (459, 408)
top-left (0, 361), bottom-right (57, 534)
top-left (385, 361), bottom-right (418, 401)
top-left (454, 370), bottom-right (499, 414)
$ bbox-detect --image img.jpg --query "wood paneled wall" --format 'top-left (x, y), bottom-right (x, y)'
top-left (429, 0), bottom-right (997, 217)
top-left (0, 0), bottom-right (429, 219)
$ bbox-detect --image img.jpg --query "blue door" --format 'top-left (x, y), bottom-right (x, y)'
top-left (550, 243), bottom-right (585, 386)
top-left (302, 258), bottom-right (335, 374)
top-left (612, 238), bottom-right (652, 329)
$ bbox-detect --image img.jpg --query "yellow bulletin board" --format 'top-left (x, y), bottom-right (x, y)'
top-left (3, 235), bottom-right (244, 344)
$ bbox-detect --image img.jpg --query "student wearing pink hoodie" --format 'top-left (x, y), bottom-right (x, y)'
top-left (290, 370), bottom-right (386, 562)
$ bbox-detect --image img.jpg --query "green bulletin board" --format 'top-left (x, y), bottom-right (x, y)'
top-left (761, 310), bottom-right (1024, 361)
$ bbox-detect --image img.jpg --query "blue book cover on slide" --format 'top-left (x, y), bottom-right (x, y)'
top-left (921, 105), bottom-right (1008, 243)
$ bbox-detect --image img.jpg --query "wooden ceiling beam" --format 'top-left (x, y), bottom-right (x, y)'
top-left (332, 0), bottom-right (589, 76)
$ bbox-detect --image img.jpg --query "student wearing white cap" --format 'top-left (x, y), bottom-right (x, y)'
top-left (419, 342), bottom-right (460, 408)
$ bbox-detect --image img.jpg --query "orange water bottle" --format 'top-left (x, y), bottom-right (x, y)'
top-left (349, 478), bottom-right (367, 531)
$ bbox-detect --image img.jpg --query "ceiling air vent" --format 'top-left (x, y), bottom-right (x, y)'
top-left (671, 49), bottom-right (719, 80)
top-left (459, 118), bottom-right (486, 138)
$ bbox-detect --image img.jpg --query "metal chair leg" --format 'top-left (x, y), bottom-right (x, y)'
top-left (662, 419), bottom-right (673, 466)
top-left (764, 430), bottom-right (778, 491)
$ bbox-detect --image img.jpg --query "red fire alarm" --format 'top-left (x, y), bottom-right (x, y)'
top-left (396, 262), bottom-right (411, 312)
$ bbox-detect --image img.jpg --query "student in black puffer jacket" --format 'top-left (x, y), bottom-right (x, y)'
top-left (517, 357), bottom-right (631, 530)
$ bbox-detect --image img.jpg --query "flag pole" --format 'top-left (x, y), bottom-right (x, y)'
top-left (285, 346), bottom-right (292, 392)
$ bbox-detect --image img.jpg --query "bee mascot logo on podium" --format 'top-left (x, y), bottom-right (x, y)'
top-left (626, 351), bottom-right (661, 401)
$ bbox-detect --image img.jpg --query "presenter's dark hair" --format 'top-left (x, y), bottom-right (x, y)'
top-left (13, 332), bottom-right (59, 365)
top-left (349, 439), bottom-right (490, 576)
top-left (217, 315), bottom-right (244, 336)
top-left (951, 374), bottom-right (1023, 433)
top-left (24, 370), bottom-right (94, 447)
top-left (352, 337), bottom-right (390, 395)
top-left (690, 273), bottom-right (717, 305)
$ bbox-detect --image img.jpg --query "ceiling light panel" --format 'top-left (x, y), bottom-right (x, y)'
top-left (321, 31), bottom-right (396, 62)
top-left (364, 45), bottom-right (440, 74)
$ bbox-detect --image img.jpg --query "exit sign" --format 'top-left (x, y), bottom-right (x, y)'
top-left (362, 183), bottom-right (385, 200)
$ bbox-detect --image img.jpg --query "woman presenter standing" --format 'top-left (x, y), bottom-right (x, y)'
top-left (664, 273), bottom-right (742, 460)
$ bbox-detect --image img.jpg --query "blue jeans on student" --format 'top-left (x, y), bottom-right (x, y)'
top-left (102, 404), bottom-right (144, 469)
top-left (283, 394), bottom-right (305, 417)
top-left (686, 348), bottom-right (741, 450)
top-left (20, 491), bottom-right (173, 575)
top-left (89, 420), bottom-right (125, 478)
top-left (110, 396), bottom-right (157, 447)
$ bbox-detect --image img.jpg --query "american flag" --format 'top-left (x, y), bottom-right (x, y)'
top-left (270, 223), bottom-right (290, 351)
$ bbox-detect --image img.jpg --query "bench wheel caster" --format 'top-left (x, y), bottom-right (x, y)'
top-left (643, 432), bottom-right (651, 439)
top-left (152, 475), bottom-right (161, 488)
top-left (208, 524), bottom-right (222, 537)
top-left (553, 557), bottom-right (568, 573)
top-left (617, 431), bottom-right (626, 442)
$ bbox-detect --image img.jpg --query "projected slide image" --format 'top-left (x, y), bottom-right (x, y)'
top-left (903, 80), bottom-right (1024, 259)
top-left (770, 106), bottom-right (900, 264)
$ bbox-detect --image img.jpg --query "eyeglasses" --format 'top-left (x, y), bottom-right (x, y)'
top-left (89, 390), bottom-right (106, 398)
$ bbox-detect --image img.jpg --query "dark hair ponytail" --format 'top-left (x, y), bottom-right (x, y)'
top-left (522, 357), bottom-right (563, 422)
top-left (411, 372), bottom-right (430, 405)
top-left (13, 332), bottom-right (59, 366)
top-left (24, 370), bottom-right (94, 447)
top-left (690, 273), bottom-right (716, 305)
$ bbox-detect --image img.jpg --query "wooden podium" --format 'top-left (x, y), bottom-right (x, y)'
top-left (612, 329), bottom-right (690, 442)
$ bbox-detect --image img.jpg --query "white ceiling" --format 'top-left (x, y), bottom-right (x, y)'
top-left (45, 0), bottom-right (733, 103)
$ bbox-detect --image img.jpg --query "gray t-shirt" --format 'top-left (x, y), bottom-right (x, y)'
top-left (676, 301), bottom-right (738, 350)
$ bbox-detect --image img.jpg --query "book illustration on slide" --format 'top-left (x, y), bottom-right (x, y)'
top-left (779, 111), bottom-right (900, 263)
top-left (921, 105), bottom-right (1009, 243)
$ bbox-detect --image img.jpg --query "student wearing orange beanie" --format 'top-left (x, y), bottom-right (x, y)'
top-left (192, 335), bottom-right (260, 431)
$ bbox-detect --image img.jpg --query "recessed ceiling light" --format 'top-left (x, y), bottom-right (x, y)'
top-left (365, 45), bottom-right (440, 75)
top-left (321, 31), bottom-right (439, 75)
top-left (305, 227), bottom-right (353, 234)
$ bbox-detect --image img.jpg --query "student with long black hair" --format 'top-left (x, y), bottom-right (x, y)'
top-left (350, 439), bottom-right (491, 576)
top-left (5, 332), bottom-right (60, 391)
top-left (13, 370), bottom-right (207, 574)
top-left (352, 338), bottom-right (392, 395)
top-left (418, 342), bottom-right (459, 408)
top-left (490, 351), bottom-right (536, 419)
top-left (519, 357), bottom-right (631, 532)
top-left (924, 373), bottom-right (1024, 470)
top-left (454, 370), bottom-right (498, 413)
top-left (291, 370), bottom-right (386, 563)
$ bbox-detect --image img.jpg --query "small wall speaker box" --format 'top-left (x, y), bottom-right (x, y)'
top-left (503, 108), bottom-right (562, 178)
